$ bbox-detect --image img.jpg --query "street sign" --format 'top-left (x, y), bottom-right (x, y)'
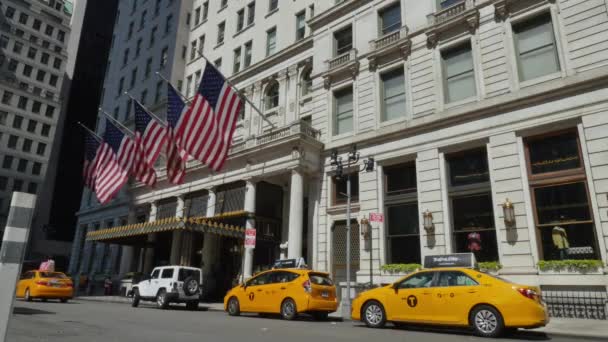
top-left (244, 228), bottom-right (256, 248)
top-left (369, 212), bottom-right (384, 223)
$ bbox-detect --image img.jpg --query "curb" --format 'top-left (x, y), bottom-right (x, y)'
top-left (536, 330), bottom-right (608, 340)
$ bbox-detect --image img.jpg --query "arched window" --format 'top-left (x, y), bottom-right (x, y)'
top-left (265, 81), bottom-right (279, 110)
top-left (301, 67), bottom-right (312, 96)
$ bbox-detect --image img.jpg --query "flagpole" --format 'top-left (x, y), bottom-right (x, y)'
top-left (154, 72), bottom-right (191, 104)
top-left (77, 121), bottom-right (102, 142)
top-left (98, 107), bottom-right (135, 136)
top-left (194, 48), bottom-right (276, 129)
top-left (123, 92), bottom-right (168, 127)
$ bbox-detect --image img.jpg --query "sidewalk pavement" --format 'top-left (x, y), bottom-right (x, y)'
top-left (76, 296), bottom-right (608, 339)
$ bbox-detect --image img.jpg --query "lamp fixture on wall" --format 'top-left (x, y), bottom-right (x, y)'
top-left (502, 198), bottom-right (515, 227)
top-left (360, 216), bottom-right (371, 239)
top-left (423, 209), bottom-right (434, 232)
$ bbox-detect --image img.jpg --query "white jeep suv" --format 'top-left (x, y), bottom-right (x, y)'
top-left (131, 266), bottom-right (202, 310)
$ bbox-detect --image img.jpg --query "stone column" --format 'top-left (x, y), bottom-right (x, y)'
top-left (286, 65), bottom-right (299, 123)
top-left (118, 209), bottom-right (137, 276)
top-left (202, 189), bottom-right (217, 295)
top-left (143, 201), bottom-right (158, 274)
top-left (79, 224), bottom-right (95, 274)
top-left (243, 180), bottom-right (256, 279)
top-left (280, 184), bottom-right (290, 259)
top-left (252, 81), bottom-right (263, 135)
top-left (276, 70), bottom-right (289, 127)
top-left (288, 169), bottom-right (304, 259)
top-left (105, 217), bottom-right (123, 274)
top-left (68, 223), bottom-right (87, 274)
top-left (170, 195), bottom-right (185, 265)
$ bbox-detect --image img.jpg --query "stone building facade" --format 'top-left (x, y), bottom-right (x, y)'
top-left (71, 0), bottom-right (608, 305)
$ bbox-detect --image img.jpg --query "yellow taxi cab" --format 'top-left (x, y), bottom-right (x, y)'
top-left (352, 254), bottom-right (548, 338)
top-left (15, 270), bottom-right (74, 303)
top-left (224, 268), bottom-right (338, 320)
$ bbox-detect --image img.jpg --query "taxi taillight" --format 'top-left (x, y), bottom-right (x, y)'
top-left (35, 280), bottom-right (48, 286)
top-left (517, 288), bottom-right (538, 300)
top-left (302, 280), bottom-right (312, 293)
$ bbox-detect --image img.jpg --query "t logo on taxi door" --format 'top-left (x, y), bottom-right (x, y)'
top-left (407, 295), bottom-right (417, 307)
top-left (249, 292), bottom-right (255, 301)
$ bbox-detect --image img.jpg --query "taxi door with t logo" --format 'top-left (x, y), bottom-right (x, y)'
top-left (388, 271), bottom-right (437, 323)
top-left (432, 271), bottom-right (480, 324)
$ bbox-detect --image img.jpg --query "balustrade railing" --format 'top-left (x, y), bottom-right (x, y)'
top-left (370, 26), bottom-right (408, 51)
top-left (326, 49), bottom-right (357, 70)
top-left (427, 0), bottom-right (475, 26)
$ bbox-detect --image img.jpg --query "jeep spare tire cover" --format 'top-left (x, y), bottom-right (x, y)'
top-left (183, 277), bottom-right (199, 296)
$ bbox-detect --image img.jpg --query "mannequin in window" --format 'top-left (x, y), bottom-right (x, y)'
top-left (552, 225), bottom-right (569, 260)
top-left (467, 232), bottom-right (482, 255)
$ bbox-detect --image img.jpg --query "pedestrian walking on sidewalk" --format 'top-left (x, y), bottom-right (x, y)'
top-left (104, 277), bottom-right (113, 296)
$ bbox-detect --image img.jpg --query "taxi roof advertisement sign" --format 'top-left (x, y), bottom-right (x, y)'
top-left (423, 253), bottom-right (477, 269)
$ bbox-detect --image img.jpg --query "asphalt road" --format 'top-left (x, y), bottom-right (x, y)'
top-left (6, 300), bottom-right (605, 342)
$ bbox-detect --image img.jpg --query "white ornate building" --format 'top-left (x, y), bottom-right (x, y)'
top-left (71, 0), bottom-right (608, 309)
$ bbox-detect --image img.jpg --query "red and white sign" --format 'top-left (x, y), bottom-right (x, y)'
top-left (245, 228), bottom-right (256, 248)
top-left (369, 213), bottom-right (384, 223)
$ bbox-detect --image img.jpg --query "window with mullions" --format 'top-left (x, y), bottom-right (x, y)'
top-left (332, 173), bottom-right (358, 205)
top-left (333, 86), bottom-right (353, 136)
top-left (447, 149), bottom-right (498, 262)
top-left (525, 130), bottom-right (599, 261)
top-left (381, 68), bottom-right (406, 122)
top-left (264, 81), bottom-right (279, 110)
top-left (334, 26), bottom-right (352, 56)
top-left (380, 3), bottom-right (401, 35)
top-left (442, 42), bottom-right (476, 103)
top-left (513, 13), bottom-right (560, 82)
top-left (386, 203), bottom-right (420, 264)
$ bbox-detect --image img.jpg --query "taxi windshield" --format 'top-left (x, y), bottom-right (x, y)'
top-left (39, 272), bottom-right (66, 279)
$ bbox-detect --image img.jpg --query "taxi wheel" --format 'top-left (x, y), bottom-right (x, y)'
top-left (362, 301), bottom-right (386, 328)
top-left (470, 305), bottom-right (504, 338)
top-left (24, 289), bottom-right (32, 302)
top-left (131, 289), bottom-right (140, 308)
top-left (281, 298), bottom-right (298, 321)
top-left (227, 297), bottom-right (240, 316)
top-left (156, 290), bottom-right (169, 310)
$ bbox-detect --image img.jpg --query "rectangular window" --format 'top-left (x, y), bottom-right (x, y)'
top-left (244, 41), bottom-right (252, 67)
top-left (332, 173), bottom-right (359, 205)
top-left (41, 123), bottom-right (50, 137)
top-left (0, 176), bottom-right (6, 190)
top-left (295, 11), bottom-right (306, 41)
top-left (135, 38), bottom-right (142, 58)
top-left (145, 57), bottom-right (153, 78)
top-left (8, 59), bottom-right (18, 72)
top-left (150, 26), bottom-right (157, 47)
top-left (380, 3), bottom-right (401, 35)
top-left (442, 42), bottom-right (476, 103)
top-left (186, 76), bottom-right (192, 98)
top-left (5, 7), bottom-right (15, 19)
top-left (386, 202), bottom-right (420, 264)
top-left (247, 2), bottom-right (255, 25)
top-left (190, 40), bottom-right (197, 60)
top-left (3, 155), bottom-right (14, 169)
top-left (53, 57), bottom-right (61, 69)
top-left (41, 53), bottom-right (49, 65)
top-left (447, 149), bottom-right (498, 262)
top-left (269, 0), bottom-right (278, 12)
top-left (194, 7), bottom-right (201, 26)
top-left (384, 163), bottom-right (417, 196)
top-left (513, 13), bottom-right (560, 82)
top-left (128, 21), bottom-right (134, 39)
top-left (13, 41), bottom-right (23, 54)
top-left (381, 68), bottom-right (406, 122)
top-left (141, 89), bottom-right (148, 104)
top-left (32, 101), bottom-right (41, 113)
top-left (27, 182), bottom-right (37, 194)
top-left (2, 91), bottom-right (14, 105)
top-left (27, 119), bottom-right (37, 133)
top-left (125, 99), bottom-right (132, 119)
top-left (198, 35), bottom-right (205, 55)
top-left (0, 35), bottom-right (8, 49)
top-left (525, 130), bottom-right (598, 261)
top-left (8, 135), bottom-right (18, 149)
top-left (217, 22), bottom-right (225, 45)
top-left (123, 48), bottom-right (130, 66)
top-left (202, 2), bottom-right (209, 21)
top-left (36, 70), bottom-right (46, 82)
top-left (165, 14), bottom-right (173, 34)
top-left (0, 111), bottom-right (6, 125)
top-left (140, 10), bottom-right (147, 30)
top-left (23, 138), bottom-right (32, 152)
top-left (33, 19), bottom-right (42, 31)
top-left (152, 81), bottom-right (162, 103)
top-left (129, 68), bottom-right (137, 89)
top-left (233, 47), bottom-right (241, 73)
top-left (18, 96), bottom-right (28, 109)
top-left (19, 13), bottom-right (28, 25)
top-left (57, 30), bottom-right (65, 42)
top-left (194, 70), bottom-right (201, 90)
top-left (27, 47), bottom-right (37, 59)
top-left (45, 105), bottom-right (55, 118)
top-left (49, 75), bottom-right (58, 87)
top-left (333, 86), bottom-right (353, 136)
top-left (334, 26), bottom-right (352, 56)
top-left (155, 0), bottom-right (161, 16)
top-left (32, 162), bottom-right (41, 175)
top-left (266, 27), bottom-right (276, 56)
top-left (24, 64), bottom-right (33, 77)
top-left (118, 77), bottom-right (124, 96)
top-left (237, 9), bottom-right (245, 32)
top-left (17, 159), bottom-right (27, 172)
top-left (160, 47), bottom-right (168, 68)
top-left (12, 179), bottom-right (23, 192)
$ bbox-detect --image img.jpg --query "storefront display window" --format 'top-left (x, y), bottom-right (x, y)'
top-left (526, 130), bottom-right (599, 261)
top-left (447, 149), bottom-right (498, 262)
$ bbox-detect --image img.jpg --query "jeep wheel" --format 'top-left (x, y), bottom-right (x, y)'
top-left (156, 289), bottom-right (169, 310)
top-left (227, 297), bottom-right (240, 316)
top-left (131, 289), bottom-right (140, 308)
top-left (183, 277), bottom-right (200, 296)
top-left (186, 301), bottom-right (199, 311)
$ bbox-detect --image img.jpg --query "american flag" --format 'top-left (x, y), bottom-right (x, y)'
top-left (83, 130), bottom-right (101, 189)
top-left (175, 62), bottom-right (242, 171)
top-left (134, 100), bottom-right (166, 167)
top-left (166, 83), bottom-right (187, 184)
top-left (94, 120), bottom-right (135, 204)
